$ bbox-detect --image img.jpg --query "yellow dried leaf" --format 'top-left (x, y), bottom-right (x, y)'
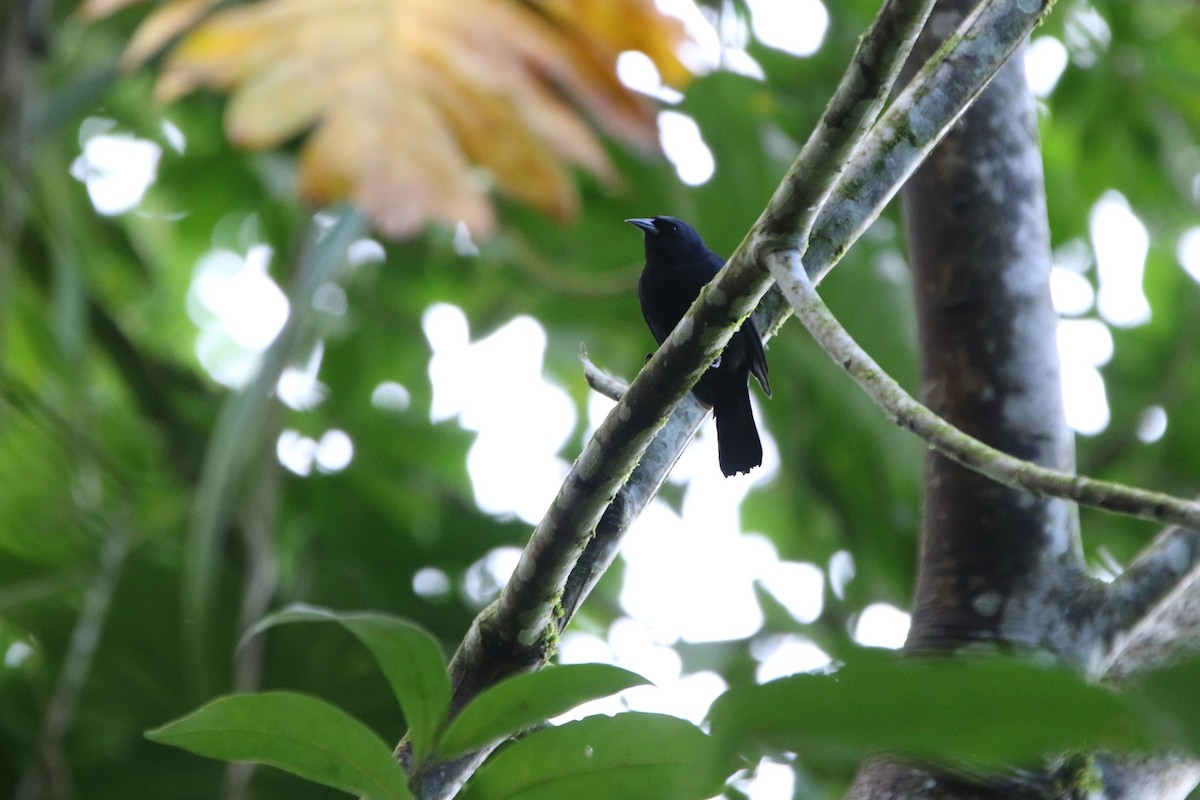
top-left (102, 0), bottom-right (224, 70)
top-left (301, 95), bottom-right (495, 237)
top-left (77, 0), bottom-right (151, 22)
top-left (114, 0), bottom-right (694, 238)
top-left (533, 0), bottom-right (692, 88)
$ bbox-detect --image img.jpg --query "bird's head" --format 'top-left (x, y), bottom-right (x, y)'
top-left (625, 215), bottom-right (710, 261)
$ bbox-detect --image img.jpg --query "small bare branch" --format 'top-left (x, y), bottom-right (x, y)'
top-left (1097, 527), bottom-right (1200, 680)
top-left (769, 248), bottom-right (1200, 531)
top-left (579, 348), bottom-right (627, 402)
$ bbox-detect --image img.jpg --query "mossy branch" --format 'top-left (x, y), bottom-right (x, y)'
top-left (769, 248), bottom-right (1200, 531)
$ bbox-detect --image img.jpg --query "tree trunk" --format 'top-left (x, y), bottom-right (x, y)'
top-left (849, 0), bottom-right (1093, 794)
top-left (901, 3), bottom-right (1087, 660)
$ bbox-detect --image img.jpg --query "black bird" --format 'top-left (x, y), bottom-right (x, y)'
top-left (627, 216), bottom-right (770, 476)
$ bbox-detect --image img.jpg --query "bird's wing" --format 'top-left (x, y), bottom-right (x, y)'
top-left (641, 306), bottom-right (674, 345)
top-left (637, 274), bottom-right (674, 346)
top-left (744, 316), bottom-right (771, 397)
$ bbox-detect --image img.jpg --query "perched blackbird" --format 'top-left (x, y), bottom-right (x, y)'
top-left (627, 216), bottom-right (770, 476)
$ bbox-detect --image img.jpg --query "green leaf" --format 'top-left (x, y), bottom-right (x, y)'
top-left (438, 664), bottom-right (650, 760)
top-left (1127, 657), bottom-right (1200, 752)
top-left (247, 603), bottom-right (451, 761)
top-left (460, 712), bottom-right (731, 800)
top-left (708, 652), bottom-right (1151, 768)
top-left (146, 691), bottom-right (411, 800)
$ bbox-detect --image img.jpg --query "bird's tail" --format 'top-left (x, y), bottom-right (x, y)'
top-left (713, 388), bottom-right (762, 477)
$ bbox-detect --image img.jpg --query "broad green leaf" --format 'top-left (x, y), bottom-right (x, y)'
top-left (438, 664), bottom-right (649, 760)
top-left (1127, 657), bottom-right (1200, 752)
top-left (459, 712), bottom-right (732, 800)
top-left (146, 691), bottom-right (410, 800)
top-left (247, 603), bottom-right (450, 761)
top-left (708, 652), bottom-right (1150, 768)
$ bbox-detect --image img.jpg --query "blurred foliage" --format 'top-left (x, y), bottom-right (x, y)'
top-left (148, 611), bottom-right (662, 799)
top-left (0, 0), bottom-right (1199, 798)
top-left (80, 0), bottom-right (688, 238)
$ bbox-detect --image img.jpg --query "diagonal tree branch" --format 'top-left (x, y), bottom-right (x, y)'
top-left (438, 0), bottom-right (947, 703)
top-left (561, 351), bottom-right (699, 623)
top-left (1096, 526), bottom-right (1200, 680)
top-left (541, 0), bottom-right (1072, 667)
top-left (406, 1), bottom-right (1061, 797)
top-left (760, 0), bottom-right (1200, 530)
top-left (758, 0), bottom-right (937, 250)
top-left (770, 249), bottom-right (1200, 530)
top-left (802, 0), bottom-right (1058, 286)
top-left (553, 0), bottom-right (942, 644)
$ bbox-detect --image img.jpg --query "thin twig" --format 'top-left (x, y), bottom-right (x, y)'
top-left (769, 248), bottom-right (1200, 531)
top-left (579, 348), bottom-right (628, 402)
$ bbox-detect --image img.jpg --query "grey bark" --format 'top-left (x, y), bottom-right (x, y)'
top-left (847, 1), bottom-right (1200, 798)
top-left (899, 11), bottom-right (1087, 659)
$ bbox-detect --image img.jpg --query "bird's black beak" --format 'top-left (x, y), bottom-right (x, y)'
top-left (625, 218), bottom-right (657, 236)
